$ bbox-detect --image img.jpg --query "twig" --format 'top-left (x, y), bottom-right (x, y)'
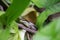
top-left (27, 33), bottom-right (31, 40)
top-left (18, 24), bottom-right (36, 34)
top-left (2, 0), bottom-right (9, 7)
top-left (0, 5), bottom-right (4, 11)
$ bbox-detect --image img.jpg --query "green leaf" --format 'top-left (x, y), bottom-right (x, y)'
top-left (0, 11), bottom-right (5, 24)
top-left (10, 21), bottom-right (18, 33)
top-left (32, 0), bottom-right (60, 8)
top-left (33, 18), bottom-right (60, 40)
top-left (36, 3), bottom-right (60, 28)
top-left (0, 0), bottom-right (30, 40)
top-left (0, 28), bottom-right (10, 40)
top-left (0, 11), bottom-right (9, 40)
top-left (9, 21), bottom-right (21, 40)
top-left (0, 11), bottom-right (5, 16)
top-left (4, 0), bottom-right (30, 25)
top-left (9, 22), bottom-right (26, 40)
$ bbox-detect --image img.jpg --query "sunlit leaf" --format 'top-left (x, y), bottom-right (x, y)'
top-left (0, 11), bottom-right (5, 16)
top-left (19, 30), bottom-right (26, 40)
top-left (8, 21), bottom-right (21, 40)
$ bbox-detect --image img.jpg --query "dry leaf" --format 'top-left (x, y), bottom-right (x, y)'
top-left (21, 7), bottom-right (38, 24)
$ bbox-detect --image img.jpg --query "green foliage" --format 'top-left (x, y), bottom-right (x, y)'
top-left (0, 11), bottom-right (5, 24)
top-left (32, 0), bottom-right (60, 28)
top-left (33, 18), bottom-right (60, 40)
top-left (36, 3), bottom-right (60, 28)
top-left (0, 0), bottom-right (60, 40)
top-left (32, 0), bottom-right (60, 8)
top-left (4, 0), bottom-right (30, 25)
top-left (9, 21), bottom-right (21, 40)
top-left (0, 11), bottom-right (5, 16)
top-left (32, 0), bottom-right (60, 40)
top-left (0, 0), bottom-right (30, 40)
